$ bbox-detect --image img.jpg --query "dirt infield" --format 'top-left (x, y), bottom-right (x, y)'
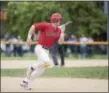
top-left (1, 59), bottom-right (108, 68)
top-left (1, 59), bottom-right (108, 92)
top-left (1, 77), bottom-right (108, 92)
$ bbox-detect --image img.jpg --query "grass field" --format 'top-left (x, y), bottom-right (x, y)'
top-left (1, 57), bottom-right (108, 92)
top-left (1, 53), bottom-right (108, 60)
top-left (1, 66), bottom-right (108, 79)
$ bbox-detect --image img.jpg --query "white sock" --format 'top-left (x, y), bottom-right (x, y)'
top-left (23, 65), bottom-right (35, 86)
top-left (24, 77), bottom-right (30, 83)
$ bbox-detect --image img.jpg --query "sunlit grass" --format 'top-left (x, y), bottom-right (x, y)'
top-left (1, 53), bottom-right (108, 60)
top-left (1, 66), bottom-right (108, 79)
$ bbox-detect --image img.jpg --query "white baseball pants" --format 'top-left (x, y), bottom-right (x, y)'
top-left (34, 44), bottom-right (54, 68)
top-left (24, 44), bottom-right (54, 83)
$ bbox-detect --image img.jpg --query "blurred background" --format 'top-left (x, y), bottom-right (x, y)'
top-left (0, 1), bottom-right (108, 60)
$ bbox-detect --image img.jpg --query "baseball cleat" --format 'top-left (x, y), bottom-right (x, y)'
top-left (20, 80), bottom-right (32, 90)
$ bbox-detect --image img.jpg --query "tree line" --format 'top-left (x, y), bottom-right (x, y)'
top-left (6, 1), bottom-right (107, 40)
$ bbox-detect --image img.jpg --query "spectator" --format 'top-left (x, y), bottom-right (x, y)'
top-left (99, 45), bottom-right (107, 54)
top-left (4, 33), bottom-right (12, 56)
top-left (87, 36), bottom-right (94, 57)
top-left (11, 35), bottom-right (23, 57)
top-left (79, 35), bottom-right (88, 58)
top-left (17, 36), bottom-right (23, 57)
top-left (11, 36), bottom-right (18, 57)
top-left (67, 34), bottom-right (77, 57)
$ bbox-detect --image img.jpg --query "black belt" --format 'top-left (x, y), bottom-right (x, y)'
top-left (42, 46), bottom-right (50, 50)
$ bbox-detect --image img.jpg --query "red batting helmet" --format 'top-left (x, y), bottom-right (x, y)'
top-left (50, 13), bottom-right (63, 20)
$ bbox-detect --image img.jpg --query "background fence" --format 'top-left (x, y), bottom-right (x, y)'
top-left (1, 41), bottom-right (108, 58)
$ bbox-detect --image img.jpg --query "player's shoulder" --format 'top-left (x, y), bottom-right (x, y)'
top-left (41, 21), bottom-right (51, 27)
top-left (33, 22), bottom-right (50, 29)
top-left (34, 21), bottom-right (49, 25)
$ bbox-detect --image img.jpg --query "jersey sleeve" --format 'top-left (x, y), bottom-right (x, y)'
top-left (34, 22), bottom-right (47, 32)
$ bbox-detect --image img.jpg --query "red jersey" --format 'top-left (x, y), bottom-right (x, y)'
top-left (34, 22), bottom-right (61, 48)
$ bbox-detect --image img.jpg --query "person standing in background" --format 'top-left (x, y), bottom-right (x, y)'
top-left (79, 35), bottom-right (88, 58)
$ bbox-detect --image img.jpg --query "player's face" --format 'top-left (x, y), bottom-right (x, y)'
top-left (52, 19), bottom-right (61, 26)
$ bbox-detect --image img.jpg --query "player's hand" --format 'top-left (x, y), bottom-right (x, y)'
top-left (27, 39), bottom-right (32, 46)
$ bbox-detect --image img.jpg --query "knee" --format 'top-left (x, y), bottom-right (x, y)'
top-left (41, 63), bottom-right (50, 68)
top-left (28, 65), bottom-right (35, 71)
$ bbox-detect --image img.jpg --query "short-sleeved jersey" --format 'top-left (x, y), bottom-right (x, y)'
top-left (34, 22), bottom-right (61, 48)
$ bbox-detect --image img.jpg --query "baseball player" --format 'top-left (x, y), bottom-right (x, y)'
top-left (20, 13), bottom-right (64, 90)
top-left (50, 21), bottom-right (72, 67)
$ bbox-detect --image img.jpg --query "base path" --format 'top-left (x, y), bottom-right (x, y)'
top-left (1, 59), bottom-right (108, 69)
top-left (1, 77), bottom-right (108, 92)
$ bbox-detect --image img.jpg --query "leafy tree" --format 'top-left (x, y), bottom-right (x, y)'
top-left (6, 1), bottom-right (106, 40)
top-left (57, 1), bottom-right (107, 37)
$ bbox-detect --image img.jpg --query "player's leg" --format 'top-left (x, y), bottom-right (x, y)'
top-left (26, 64), bottom-right (35, 80)
top-left (29, 45), bottom-right (52, 81)
top-left (20, 62), bottom-right (46, 90)
top-left (20, 45), bottom-right (52, 89)
top-left (50, 43), bottom-right (59, 66)
top-left (29, 62), bottom-right (46, 80)
top-left (20, 64), bottom-right (35, 90)
top-left (20, 45), bottom-right (40, 90)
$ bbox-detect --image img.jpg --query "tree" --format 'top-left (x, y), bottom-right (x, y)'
top-left (57, 1), bottom-right (107, 37)
top-left (6, 1), bottom-right (106, 40)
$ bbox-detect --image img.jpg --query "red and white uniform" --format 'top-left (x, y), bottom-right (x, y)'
top-left (34, 22), bottom-right (61, 48)
top-left (20, 13), bottom-right (63, 90)
top-left (34, 22), bottom-right (61, 67)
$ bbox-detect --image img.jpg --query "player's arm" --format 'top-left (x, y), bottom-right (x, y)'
top-left (27, 22), bottom-right (47, 45)
top-left (27, 25), bottom-right (35, 46)
top-left (58, 32), bottom-right (64, 44)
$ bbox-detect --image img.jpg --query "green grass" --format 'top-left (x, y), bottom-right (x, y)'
top-left (1, 53), bottom-right (37, 60)
top-left (66, 54), bottom-right (108, 60)
top-left (1, 55), bottom-right (37, 60)
top-left (1, 53), bottom-right (108, 60)
top-left (1, 66), bottom-right (108, 79)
